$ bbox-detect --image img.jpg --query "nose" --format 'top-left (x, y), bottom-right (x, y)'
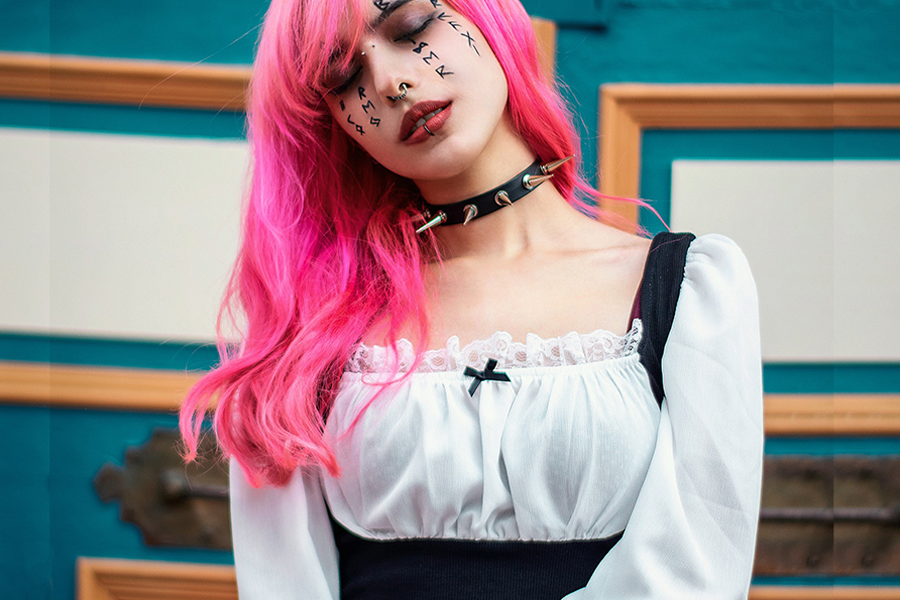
top-left (364, 43), bottom-right (418, 104)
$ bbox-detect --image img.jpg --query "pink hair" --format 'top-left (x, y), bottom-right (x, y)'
top-left (180, 0), bottom-right (643, 486)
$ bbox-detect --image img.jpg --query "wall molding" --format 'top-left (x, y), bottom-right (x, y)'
top-left (749, 588), bottom-right (900, 600)
top-left (77, 557), bottom-right (236, 600)
top-left (0, 52), bottom-right (251, 111)
top-left (765, 393), bottom-right (900, 436)
top-left (75, 557), bottom-right (900, 600)
top-left (598, 84), bottom-right (900, 226)
top-left (0, 361), bottom-right (200, 412)
top-left (1, 360), bottom-right (897, 434)
top-left (0, 21), bottom-right (556, 113)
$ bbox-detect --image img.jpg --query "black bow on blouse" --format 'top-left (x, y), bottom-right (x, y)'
top-left (464, 358), bottom-right (511, 396)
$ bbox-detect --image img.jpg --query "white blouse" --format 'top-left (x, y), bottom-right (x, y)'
top-left (230, 233), bottom-right (764, 599)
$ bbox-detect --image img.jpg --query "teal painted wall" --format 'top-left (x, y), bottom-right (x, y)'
top-left (2, 0), bottom-right (899, 597)
top-left (0, 406), bottom-right (231, 600)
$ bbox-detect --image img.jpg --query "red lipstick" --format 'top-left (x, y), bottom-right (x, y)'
top-left (401, 101), bottom-right (452, 144)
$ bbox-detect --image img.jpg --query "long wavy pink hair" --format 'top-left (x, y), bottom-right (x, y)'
top-left (180, 0), bottom-right (637, 486)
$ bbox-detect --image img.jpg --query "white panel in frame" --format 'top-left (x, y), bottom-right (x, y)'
top-left (0, 127), bottom-right (246, 342)
top-left (670, 160), bottom-right (900, 363)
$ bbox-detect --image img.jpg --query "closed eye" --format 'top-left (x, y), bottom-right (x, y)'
top-left (329, 66), bottom-right (362, 96)
top-left (393, 14), bottom-right (436, 44)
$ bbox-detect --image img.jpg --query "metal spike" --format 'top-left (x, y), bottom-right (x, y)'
top-left (540, 155), bottom-right (574, 175)
top-left (462, 204), bottom-right (478, 225)
top-left (415, 211), bottom-right (447, 234)
top-left (494, 190), bottom-right (512, 206)
top-left (522, 173), bottom-right (553, 191)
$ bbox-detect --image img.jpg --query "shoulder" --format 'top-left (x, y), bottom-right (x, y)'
top-left (668, 233), bottom-right (760, 348)
top-left (681, 233), bottom-right (756, 299)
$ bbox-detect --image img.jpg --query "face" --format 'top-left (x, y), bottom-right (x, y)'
top-left (321, 0), bottom-right (512, 182)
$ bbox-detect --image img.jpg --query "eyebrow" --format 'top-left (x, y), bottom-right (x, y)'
top-left (372, 0), bottom-right (416, 27)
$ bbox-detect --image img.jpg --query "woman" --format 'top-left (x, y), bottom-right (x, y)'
top-left (181, 0), bottom-right (764, 597)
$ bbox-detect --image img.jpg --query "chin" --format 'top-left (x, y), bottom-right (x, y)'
top-left (396, 138), bottom-right (491, 183)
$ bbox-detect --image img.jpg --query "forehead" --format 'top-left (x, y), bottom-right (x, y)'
top-left (325, 0), bottom-right (432, 57)
top-left (367, 0), bottom-right (417, 22)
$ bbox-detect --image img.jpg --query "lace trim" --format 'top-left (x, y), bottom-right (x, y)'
top-left (345, 319), bottom-right (642, 374)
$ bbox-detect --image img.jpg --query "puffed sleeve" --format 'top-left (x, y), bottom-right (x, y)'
top-left (230, 459), bottom-right (339, 600)
top-left (564, 234), bottom-right (764, 599)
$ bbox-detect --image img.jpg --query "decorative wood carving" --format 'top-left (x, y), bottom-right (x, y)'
top-left (94, 428), bottom-right (230, 549)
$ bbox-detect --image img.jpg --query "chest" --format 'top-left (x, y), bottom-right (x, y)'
top-left (425, 252), bottom-right (643, 350)
top-left (329, 350), bottom-right (660, 539)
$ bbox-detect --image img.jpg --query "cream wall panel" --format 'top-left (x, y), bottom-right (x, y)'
top-left (670, 160), bottom-right (900, 363)
top-left (833, 161), bottom-right (900, 360)
top-left (0, 127), bottom-right (246, 341)
top-left (1, 129), bottom-right (51, 330)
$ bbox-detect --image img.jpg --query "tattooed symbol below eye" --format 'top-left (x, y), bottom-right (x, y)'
top-left (413, 41), bottom-right (428, 54)
top-left (361, 100), bottom-right (375, 114)
top-left (435, 65), bottom-right (453, 78)
top-left (422, 51), bottom-right (439, 65)
top-left (447, 20), bottom-right (462, 31)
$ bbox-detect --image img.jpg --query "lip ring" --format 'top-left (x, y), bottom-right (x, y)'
top-left (401, 100), bottom-right (451, 141)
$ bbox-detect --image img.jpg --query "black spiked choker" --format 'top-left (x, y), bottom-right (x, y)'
top-left (416, 156), bottom-right (573, 234)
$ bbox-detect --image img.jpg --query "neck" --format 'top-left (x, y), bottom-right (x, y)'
top-left (428, 179), bottom-right (586, 260)
top-left (411, 116), bottom-right (582, 259)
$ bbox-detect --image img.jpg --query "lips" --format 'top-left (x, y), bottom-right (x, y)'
top-left (400, 100), bottom-right (452, 142)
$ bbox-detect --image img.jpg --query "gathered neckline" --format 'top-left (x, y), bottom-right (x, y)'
top-left (345, 319), bottom-right (643, 374)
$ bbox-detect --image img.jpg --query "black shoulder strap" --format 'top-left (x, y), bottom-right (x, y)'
top-left (637, 232), bottom-right (695, 407)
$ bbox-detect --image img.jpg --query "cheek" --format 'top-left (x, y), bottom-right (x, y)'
top-left (330, 87), bottom-right (385, 140)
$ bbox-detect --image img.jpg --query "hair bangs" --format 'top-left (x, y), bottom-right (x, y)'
top-left (293, 0), bottom-right (369, 97)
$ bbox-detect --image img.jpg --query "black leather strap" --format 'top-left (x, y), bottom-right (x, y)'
top-left (637, 232), bottom-right (696, 407)
top-left (421, 160), bottom-right (545, 226)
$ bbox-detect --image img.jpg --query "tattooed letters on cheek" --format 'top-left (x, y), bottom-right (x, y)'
top-left (460, 30), bottom-right (480, 56)
top-left (347, 113), bottom-right (365, 136)
top-left (335, 86), bottom-right (374, 137)
top-left (437, 13), bottom-right (480, 57)
top-left (435, 64), bottom-right (453, 78)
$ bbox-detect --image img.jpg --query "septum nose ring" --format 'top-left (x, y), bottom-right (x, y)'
top-left (387, 82), bottom-right (409, 102)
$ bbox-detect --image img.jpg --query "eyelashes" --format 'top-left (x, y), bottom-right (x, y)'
top-left (331, 67), bottom-right (362, 96)
top-left (393, 14), bottom-right (436, 44)
top-left (327, 12), bottom-right (438, 96)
